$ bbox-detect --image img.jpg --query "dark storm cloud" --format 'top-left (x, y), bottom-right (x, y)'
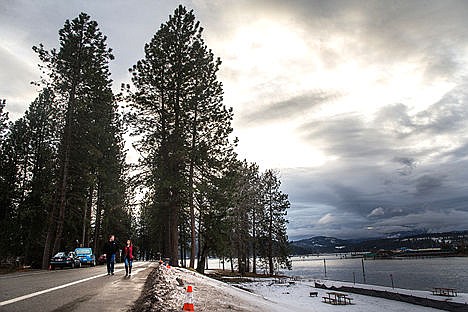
top-left (445, 142), bottom-right (468, 160)
top-left (296, 81), bottom-right (468, 167)
top-left (376, 83), bottom-right (468, 139)
top-left (415, 175), bottom-right (444, 196)
top-left (239, 91), bottom-right (338, 125)
top-left (283, 156), bottom-right (468, 239)
top-left (299, 115), bottom-right (396, 160)
top-left (309, 0), bottom-right (468, 80)
top-left (212, 0), bottom-right (468, 84)
top-left (393, 157), bottom-right (417, 176)
top-left (282, 79), bottom-right (468, 238)
top-left (417, 85), bottom-right (468, 134)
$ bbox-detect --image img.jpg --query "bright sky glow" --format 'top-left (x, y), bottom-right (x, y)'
top-left (236, 123), bottom-right (328, 169)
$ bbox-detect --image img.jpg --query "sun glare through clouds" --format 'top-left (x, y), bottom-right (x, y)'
top-left (236, 123), bottom-right (329, 169)
top-left (219, 15), bottom-right (461, 171)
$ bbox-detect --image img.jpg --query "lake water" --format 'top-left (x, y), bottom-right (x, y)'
top-left (207, 255), bottom-right (468, 292)
top-left (288, 255), bottom-right (468, 292)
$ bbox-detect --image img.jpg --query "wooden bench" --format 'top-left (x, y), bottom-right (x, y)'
top-left (309, 291), bottom-right (318, 297)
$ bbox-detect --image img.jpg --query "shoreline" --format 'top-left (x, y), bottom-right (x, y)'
top-left (283, 255), bottom-right (468, 293)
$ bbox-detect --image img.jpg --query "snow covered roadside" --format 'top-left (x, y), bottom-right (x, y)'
top-left (131, 265), bottom-right (451, 311)
top-left (130, 264), bottom-right (291, 311)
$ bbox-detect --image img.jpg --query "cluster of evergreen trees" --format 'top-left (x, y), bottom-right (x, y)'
top-left (0, 13), bottom-right (130, 269)
top-left (0, 6), bottom-right (290, 274)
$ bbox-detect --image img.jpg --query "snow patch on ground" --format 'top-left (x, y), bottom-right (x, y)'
top-left (238, 279), bottom-right (446, 312)
top-left (137, 266), bottom-right (463, 311)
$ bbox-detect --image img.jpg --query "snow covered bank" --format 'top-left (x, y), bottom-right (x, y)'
top-left (130, 264), bottom-right (290, 311)
top-left (131, 265), bottom-right (457, 311)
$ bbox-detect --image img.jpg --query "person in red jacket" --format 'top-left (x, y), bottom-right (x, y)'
top-left (123, 239), bottom-right (134, 277)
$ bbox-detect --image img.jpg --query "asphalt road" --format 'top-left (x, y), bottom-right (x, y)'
top-left (0, 261), bottom-right (156, 312)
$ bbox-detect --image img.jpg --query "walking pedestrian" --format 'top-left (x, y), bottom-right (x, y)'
top-left (123, 239), bottom-right (134, 277)
top-left (103, 234), bottom-right (118, 275)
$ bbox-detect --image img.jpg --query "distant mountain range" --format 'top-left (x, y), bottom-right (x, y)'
top-left (289, 230), bottom-right (468, 254)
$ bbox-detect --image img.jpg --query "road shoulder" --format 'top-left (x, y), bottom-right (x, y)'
top-left (71, 261), bottom-right (157, 312)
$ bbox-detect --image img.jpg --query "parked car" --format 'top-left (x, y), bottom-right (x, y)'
top-left (97, 254), bottom-right (106, 265)
top-left (50, 251), bottom-right (81, 269)
top-left (74, 247), bottom-right (96, 266)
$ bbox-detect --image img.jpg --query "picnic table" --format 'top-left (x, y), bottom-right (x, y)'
top-left (322, 292), bottom-right (353, 305)
top-left (274, 277), bottom-right (288, 284)
top-left (432, 288), bottom-right (458, 297)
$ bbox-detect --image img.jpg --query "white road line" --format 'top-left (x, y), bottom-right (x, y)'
top-left (0, 263), bottom-right (151, 306)
top-left (0, 270), bottom-right (51, 280)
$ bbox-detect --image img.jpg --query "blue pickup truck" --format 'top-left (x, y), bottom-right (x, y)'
top-left (74, 247), bottom-right (96, 266)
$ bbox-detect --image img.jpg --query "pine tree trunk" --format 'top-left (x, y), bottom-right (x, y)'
top-left (197, 210), bottom-right (202, 263)
top-left (41, 207), bottom-right (56, 269)
top-left (252, 205), bottom-right (257, 274)
top-left (169, 193), bottom-right (179, 266)
top-left (188, 107), bottom-right (198, 269)
top-left (181, 226), bottom-right (188, 267)
top-left (93, 179), bottom-right (102, 254)
top-left (196, 242), bottom-right (207, 274)
top-left (168, 68), bottom-right (182, 267)
top-left (42, 182), bottom-right (60, 269)
top-left (82, 184), bottom-right (94, 247)
top-left (52, 25), bottom-right (83, 255)
top-left (52, 108), bottom-right (72, 255)
top-left (268, 195), bottom-right (274, 275)
top-left (160, 199), bottom-right (170, 259)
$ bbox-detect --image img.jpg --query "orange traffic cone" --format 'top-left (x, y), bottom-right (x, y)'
top-left (182, 285), bottom-right (194, 311)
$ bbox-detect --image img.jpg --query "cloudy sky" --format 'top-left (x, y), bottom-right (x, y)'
top-left (2, 0), bottom-right (468, 240)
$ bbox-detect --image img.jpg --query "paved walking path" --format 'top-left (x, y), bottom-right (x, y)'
top-left (72, 262), bottom-right (157, 312)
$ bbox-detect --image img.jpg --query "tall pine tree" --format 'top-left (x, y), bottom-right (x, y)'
top-left (34, 13), bottom-right (129, 268)
top-left (258, 170), bottom-right (291, 275)
top-left (127, 5), bottom-right (234, 266)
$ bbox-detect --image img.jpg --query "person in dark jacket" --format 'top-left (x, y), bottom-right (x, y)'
top-left (103, 234), bottom-right (118, 275)
top-left (123, 239), bottom-right (134, 277)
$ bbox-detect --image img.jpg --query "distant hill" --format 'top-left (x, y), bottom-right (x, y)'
top-left (289, 236), bottom-right (349, 254)
top-left (289, 230), bottom-right (468, 255)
